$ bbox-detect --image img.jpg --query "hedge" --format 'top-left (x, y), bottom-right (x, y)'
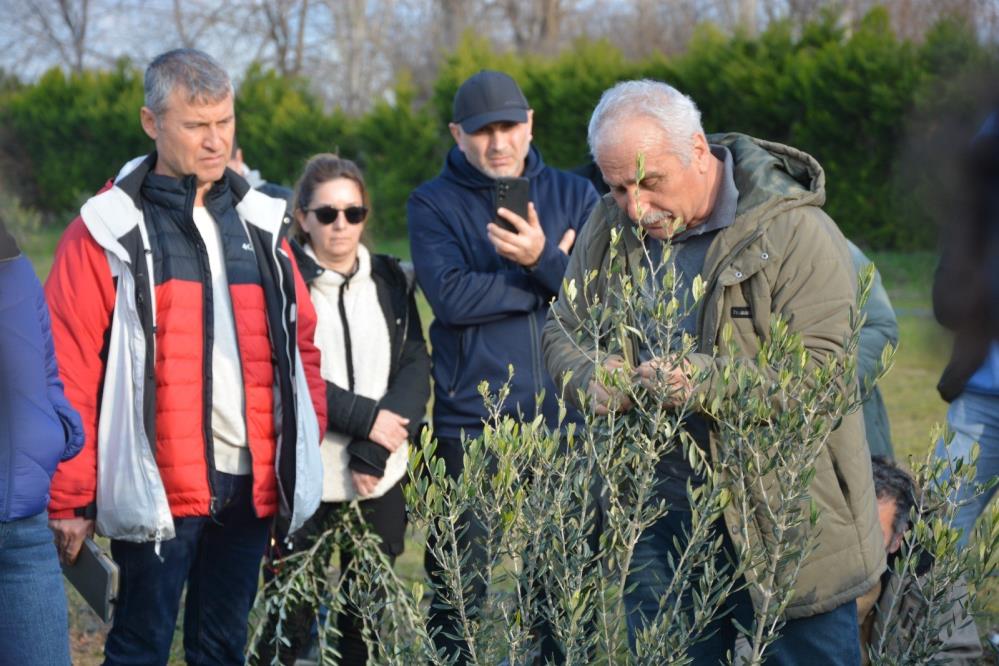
top-left (0, 7), bottom-right (992, 249)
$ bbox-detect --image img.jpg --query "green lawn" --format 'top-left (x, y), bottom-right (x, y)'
top-left (20, 231), bottom-right (970, 662)
top-left (868, 251), bottom-right (951, 461)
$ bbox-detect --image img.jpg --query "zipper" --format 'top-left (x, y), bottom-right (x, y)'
top-left (154, 529), bottom-right (165, 560)
top-left (615, 232), bottom-right (643, 365)
top-left (394, 274), bottom-right (410, 371)
top-left (133, 212), bottom-right (157, 457)
top-left (270, 237), bottom-right (295, 518)
top-left (186, 195), bottom-right (219, 517)
top-left (447, 329), bottom-right (464, 397)
top-left (337, 277), bottom-right (356, 392)
top-left (227, 222), bottom-right (252, 488)
top-left (527, 312), bottom-right (544, 404)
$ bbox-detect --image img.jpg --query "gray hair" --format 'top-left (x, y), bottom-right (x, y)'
top-left (587, 79), bottom-right (705, 165)
top-left (144, 49), bottom-right (233, 118)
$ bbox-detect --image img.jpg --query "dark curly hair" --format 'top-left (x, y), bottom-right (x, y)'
top-left (871, 455), bottom-right (917, 542)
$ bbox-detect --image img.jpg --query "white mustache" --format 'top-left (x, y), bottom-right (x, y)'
top-left (639, 210), bottom-right (673, 226)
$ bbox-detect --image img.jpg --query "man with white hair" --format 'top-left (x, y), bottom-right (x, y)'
top-left (543, 79), bottom-right (884, 662)
top-left (45, 48), bottom-right (326, 664)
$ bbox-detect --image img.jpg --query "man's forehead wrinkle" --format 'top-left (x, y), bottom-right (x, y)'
top-left (597, 130), bottom-right (670, 176)
top-left (598, 143), bottom-right (670, 187)
top-left (603, 168), bottom-right (666, 188)
top-left (163, 90), bottom-right (232, 119)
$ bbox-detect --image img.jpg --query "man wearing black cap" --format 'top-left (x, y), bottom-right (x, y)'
top-left (408, 70), bottom-right (599, 663)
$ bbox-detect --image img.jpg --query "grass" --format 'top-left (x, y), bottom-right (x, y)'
top-left (19, 224), bottom-right (62, 279)
top-left (19, 229), bottom-right (971, 662)
top-left (869, 251), bottom-right (950, 461)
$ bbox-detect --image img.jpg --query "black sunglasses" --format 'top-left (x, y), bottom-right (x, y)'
top-left (307, 205), bottom-right (368, 225)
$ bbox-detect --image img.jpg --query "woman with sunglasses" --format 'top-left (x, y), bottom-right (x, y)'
top-left (255, 153), bottom-right (430, 664)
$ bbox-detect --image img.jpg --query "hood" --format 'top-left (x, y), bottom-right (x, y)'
top-left (441, 144), bottom-right (547, 190)
top-left (710, 133), bottom-right (826, 227)
top-left (77, 154), bottom-right (151, 265)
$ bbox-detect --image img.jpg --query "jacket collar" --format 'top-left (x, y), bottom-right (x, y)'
top-left (116, 152), bottom-right (252, 209)
top-left (441, 144), bottom-right (546, 190)
top-left (306, 243), bottom-right (371, 290)
top-left (290, 238), bottom-right (322, 284)
top-left (292, 238), bottom-right (411, 295)
top-left (82, 155), bottom-right (284, 263)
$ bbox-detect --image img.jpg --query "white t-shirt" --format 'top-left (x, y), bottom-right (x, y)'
top-left (192, 206), bottom-right (250, 475)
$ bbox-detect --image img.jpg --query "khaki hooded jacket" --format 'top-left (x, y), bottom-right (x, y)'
top-left (543, 133), bottom-right (885, 619)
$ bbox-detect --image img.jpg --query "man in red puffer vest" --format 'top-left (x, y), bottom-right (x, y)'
top-left (45, 48), bottom-right (326, 665)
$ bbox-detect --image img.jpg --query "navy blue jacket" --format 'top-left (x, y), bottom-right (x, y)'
top-left (408, 145), bottom-right (598, 439)
top-left (0, 239), bottom-right (84, 522)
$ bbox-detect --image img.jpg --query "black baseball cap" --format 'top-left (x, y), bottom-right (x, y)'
top-left (453, 70), bottom-right (529, 133)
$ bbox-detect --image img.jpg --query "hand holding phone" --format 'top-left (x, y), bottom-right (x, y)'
top-left (62, 538), bottom-right (119, 623)
top-left (493, 177), bottom-right (530, 233)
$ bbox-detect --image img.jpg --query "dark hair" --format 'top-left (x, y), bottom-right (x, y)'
top-left (291, 153), bottom-right (369, 245)
top-left (871, 455), bottom-right (917, 541)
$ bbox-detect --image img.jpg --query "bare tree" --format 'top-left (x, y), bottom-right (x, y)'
top-left (739, 0), bottom-right (759, 35)
top-left (584, 0), bottom-right (710, 59)
top-left (498, 0), bottom-right (565, 54)
top-left (0, 0), bottom-right (996, 118)
top-left (438, 0), bottom-right (472, 51)
top-left (19, 0), bottom-right (92, 72)
top-left (782, 0), bottom-right (828, 26)
top-left (170, 0), bottom-right (243, 51)
top-left (301, 0), bottom-right (400, 114)
top-left (258, 0), bottom-right (312, 77)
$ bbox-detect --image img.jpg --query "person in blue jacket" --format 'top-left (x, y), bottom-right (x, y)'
top-left (0, 217), bottom-right (84, 665)
top-left (407, 70), bottom-right (599, 664)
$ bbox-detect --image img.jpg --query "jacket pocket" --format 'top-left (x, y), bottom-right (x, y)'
top-left (813, 446), bottom-right (853, 527)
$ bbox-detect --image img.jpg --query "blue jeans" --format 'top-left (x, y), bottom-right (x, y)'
top-left (0, 512), bottom-right (71, 666)
top-left (934, 390), bottom-right (999, 547)
top-left (104, 472), bottom-right (269, 666)
top-left (625, 508), bottom-right (861, 665)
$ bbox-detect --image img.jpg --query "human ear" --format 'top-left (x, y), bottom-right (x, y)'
top-left (448, 122), bottom-right (463, 148)
top-left (140, 107), bottom-right (158, 141)
top-left (692, 133), bottom-right (710, 173)
top-left (888, 531), bottom-right (903, 555)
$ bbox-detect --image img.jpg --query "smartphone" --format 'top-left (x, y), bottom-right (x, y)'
top-left (493, 177), bottom-right (530, 233)
top-left (62, 538), bottom-right (120, 623)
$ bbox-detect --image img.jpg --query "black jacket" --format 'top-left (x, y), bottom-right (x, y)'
top-left (935, 111), bottom-right (999, 401)
top-left (292, 240), bottom-right (431, 475)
